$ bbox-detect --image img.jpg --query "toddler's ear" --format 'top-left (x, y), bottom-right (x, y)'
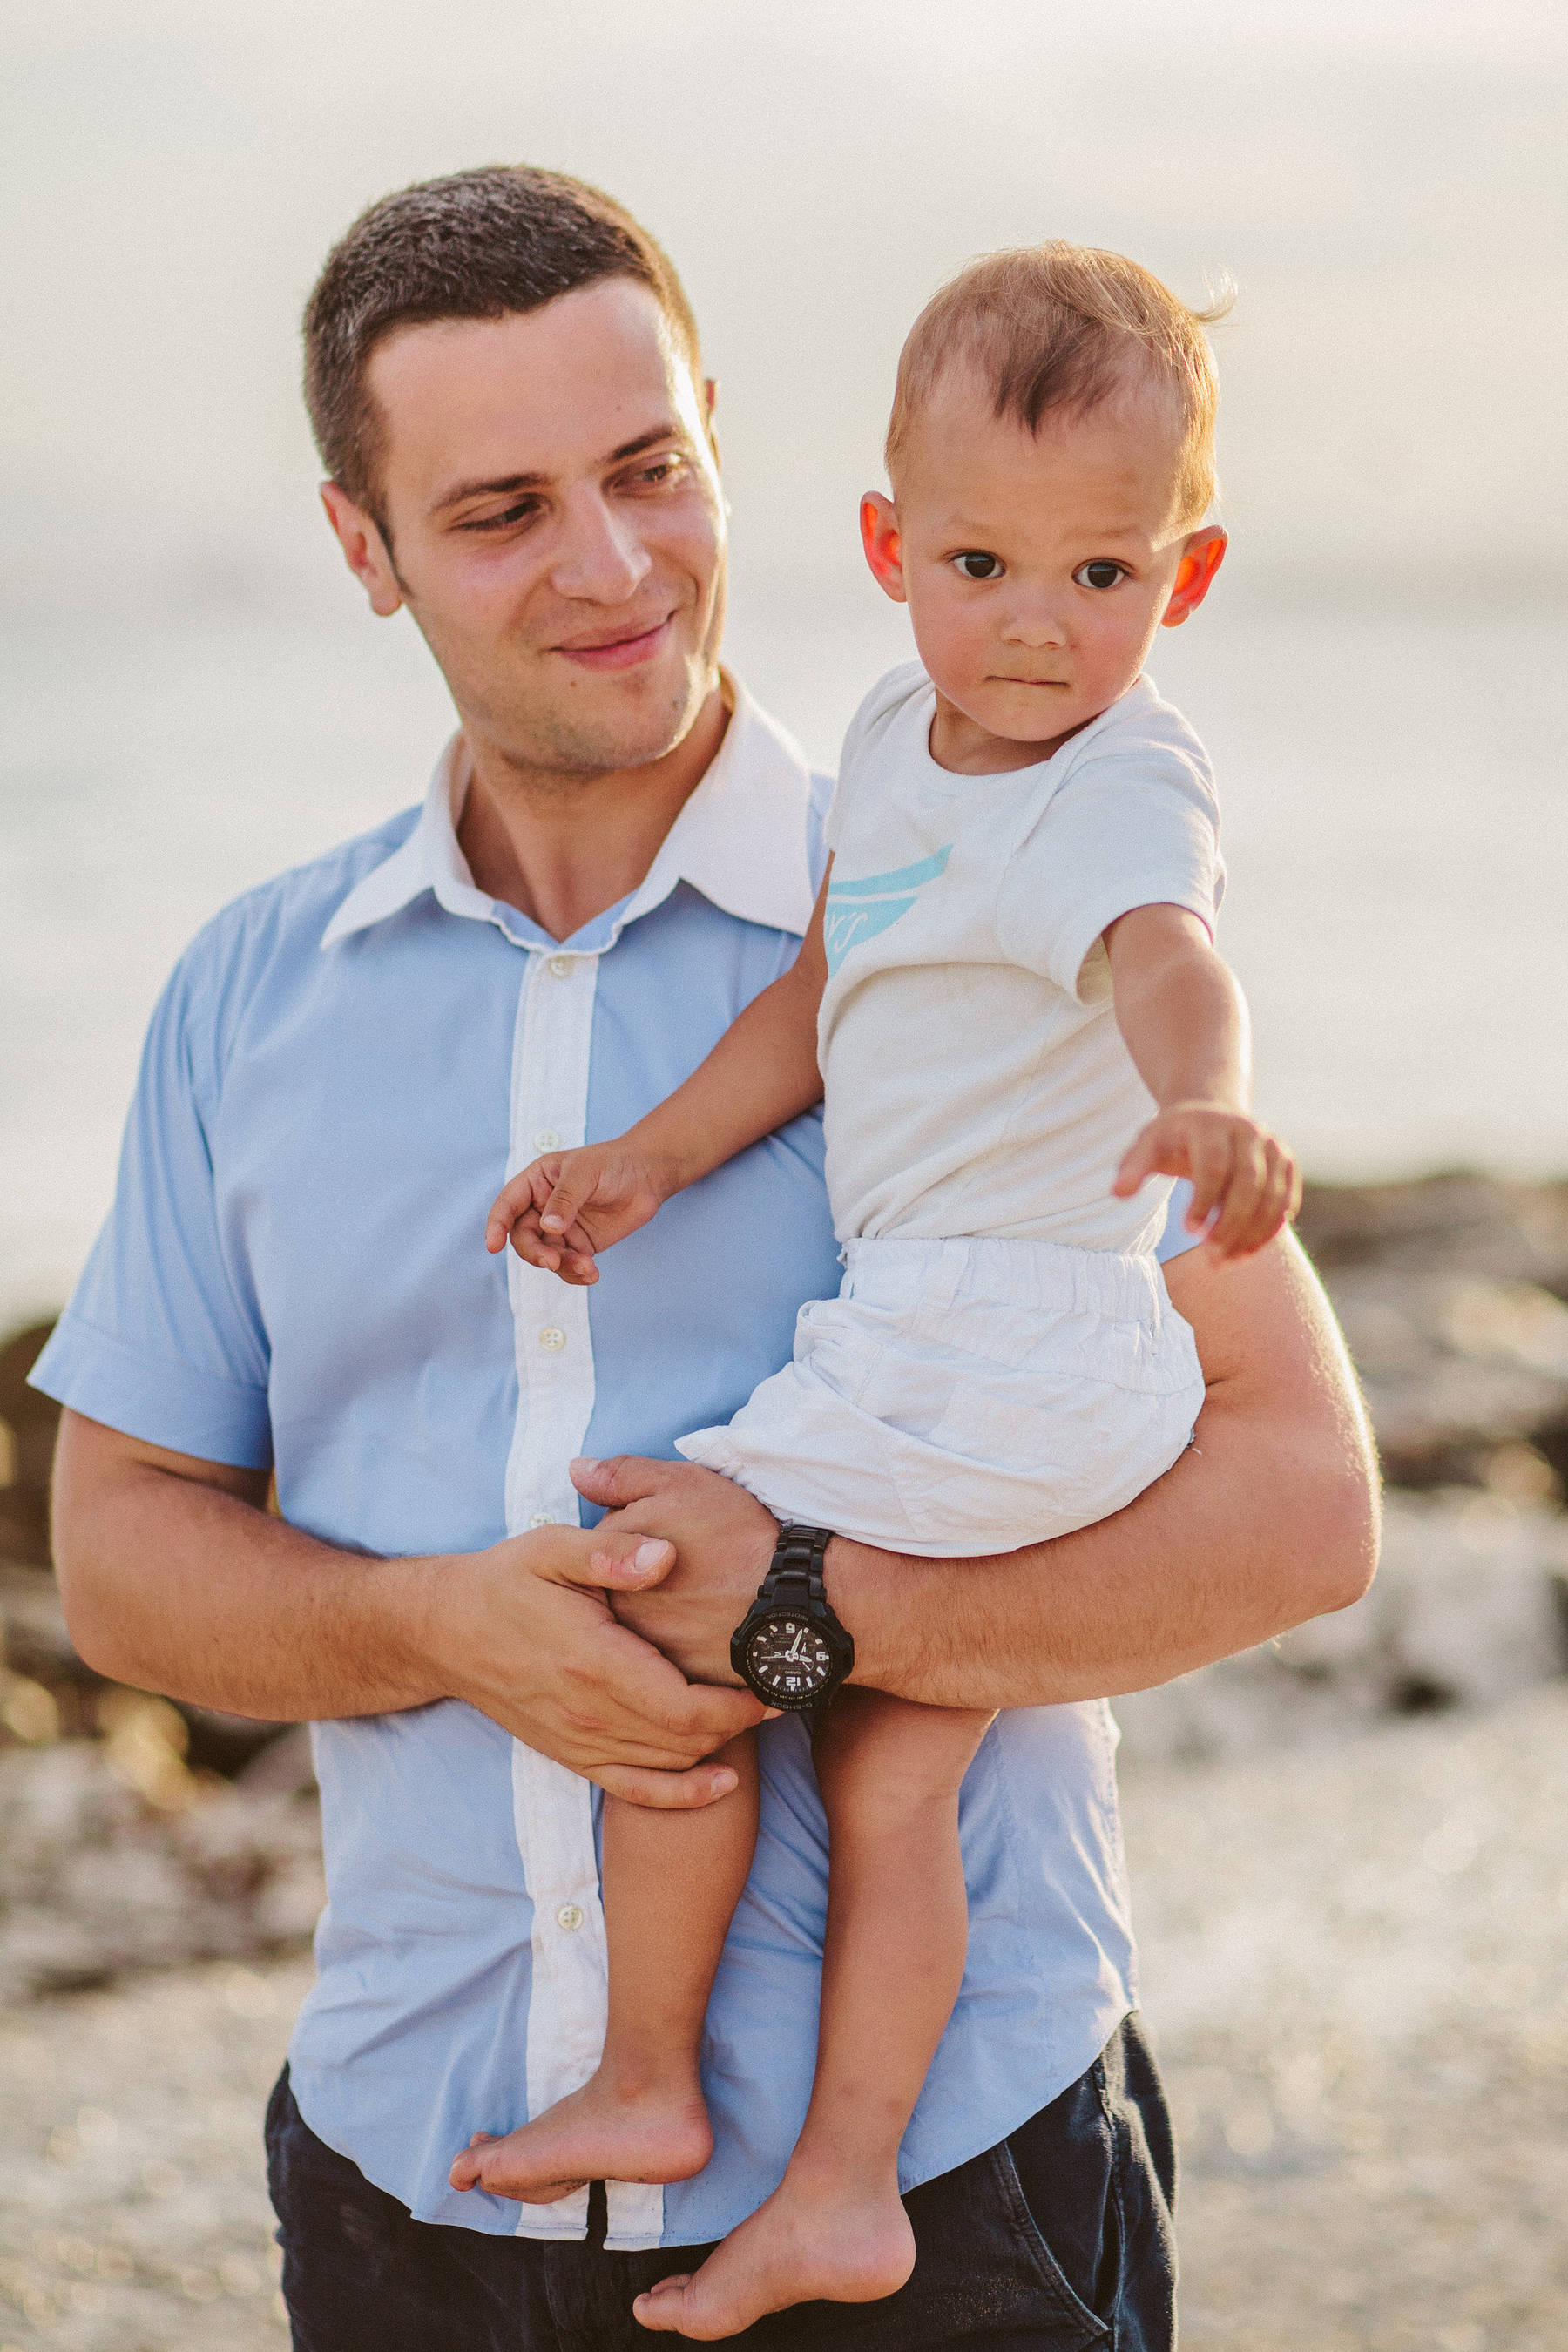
top-left (860, 493), bottom-right (907, 604)
top-left (1160, 527), bottom-right (1227, 629)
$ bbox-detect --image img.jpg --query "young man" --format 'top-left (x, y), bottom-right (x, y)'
top-left (35, 168), bottom-right (1377, 2352)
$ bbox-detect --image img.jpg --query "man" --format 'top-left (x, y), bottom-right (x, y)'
top-left (35, 167), bottom-right (1377, 2351)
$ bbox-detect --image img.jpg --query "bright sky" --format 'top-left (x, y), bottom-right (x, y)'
top-left (4, 0), bottom-right (1565, 617)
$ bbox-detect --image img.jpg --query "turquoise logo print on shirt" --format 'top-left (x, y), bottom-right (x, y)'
top-left (823, 847), bottom-right (951, 977)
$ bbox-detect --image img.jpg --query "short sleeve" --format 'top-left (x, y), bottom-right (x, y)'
top-left (28, 943), bottom-right (274, 1469)
top-left (996, 696), bottom-right (1222, 1001)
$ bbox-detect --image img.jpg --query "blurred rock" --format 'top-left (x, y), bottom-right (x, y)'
top-left (1299, 1174), bottom-right (1568, 1491)
top-left (1115, 1489), bottom-right (1568, 1767)
top-left (0, 1737), bottom-right (324, 2003)
top-left (0, 1321), bottom-right (58, 1565)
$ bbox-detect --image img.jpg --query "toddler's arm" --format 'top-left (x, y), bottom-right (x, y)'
top-left (1105, 905), bottom-right (1300, 1258)
top-left (488, 875), bottom-right (831, 1283)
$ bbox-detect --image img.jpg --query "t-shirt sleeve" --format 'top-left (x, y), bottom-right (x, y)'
top-left (996, 707), bottom-right (1223, 1001)
top-left (27, 943), bottom-right (274, 1469)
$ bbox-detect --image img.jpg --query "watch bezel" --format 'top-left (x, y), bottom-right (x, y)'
top-left (740, 1605), bottom-right (851, 1711)
top-left (731, 1526), bottom-right (855, 1713)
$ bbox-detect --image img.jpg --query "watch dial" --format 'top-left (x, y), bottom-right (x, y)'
top-left (746, 1615), bottom-right (834, 1700)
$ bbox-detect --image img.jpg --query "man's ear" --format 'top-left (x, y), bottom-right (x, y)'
top-left (860, 492), bottom-right (907, 605)
top-left (320, 482), bottom-right (404, 618)
top-left (1160, 526), bottom-right (1227, 629)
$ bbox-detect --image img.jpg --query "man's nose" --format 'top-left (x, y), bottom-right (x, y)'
top-left (549, 492), bottom-right (653, 602)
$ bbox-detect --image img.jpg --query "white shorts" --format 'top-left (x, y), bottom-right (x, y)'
top-left (676, 1233), bottom-right (1204, 1558)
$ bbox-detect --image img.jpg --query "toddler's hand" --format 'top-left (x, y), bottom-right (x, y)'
top-left (1112, 1105), bottom-right (1301, 1260)
top-left (486, 1146), bottom-right (673, 1284)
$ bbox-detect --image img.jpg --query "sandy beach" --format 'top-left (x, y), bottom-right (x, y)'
top-left (3, 1684), bottom-right (1565, 2350)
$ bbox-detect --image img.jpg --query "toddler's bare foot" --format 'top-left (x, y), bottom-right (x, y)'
top-left (632, 2165), bottom-right (915, 2337)
top-left (449, 2072), bottom-right (713, 2204)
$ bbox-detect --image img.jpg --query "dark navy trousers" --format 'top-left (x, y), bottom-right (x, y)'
top-left (267, 2015), bottom-right (1176, 2350)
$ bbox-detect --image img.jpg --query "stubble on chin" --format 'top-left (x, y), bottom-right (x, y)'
top-left (508, 673), bottom-right (706, 785)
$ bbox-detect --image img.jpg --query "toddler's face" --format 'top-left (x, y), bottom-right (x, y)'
top-left (864, 368), bottom-right (1225, 773)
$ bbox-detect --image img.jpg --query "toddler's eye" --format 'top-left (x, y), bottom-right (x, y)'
top-left (953, 551), bottom-right (1003, 581)
top-left (1073, 560), bottom-right (1126, 590)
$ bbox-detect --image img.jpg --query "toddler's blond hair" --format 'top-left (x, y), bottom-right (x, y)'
top-left (886, 242), bottom-right (1230, 528)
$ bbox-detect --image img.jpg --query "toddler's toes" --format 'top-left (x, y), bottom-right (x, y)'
top-left (633, 2275), bottom-right (693, 2334)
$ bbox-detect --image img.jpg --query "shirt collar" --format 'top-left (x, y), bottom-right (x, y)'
top-left (320, 672), bottom-right (817, 954)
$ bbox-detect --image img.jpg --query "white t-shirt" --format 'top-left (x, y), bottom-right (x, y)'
top-left (819, 663), bottom-right (1224, 1254)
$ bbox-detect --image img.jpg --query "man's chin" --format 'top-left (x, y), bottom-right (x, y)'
top-left (497, 656), bottom-right (713, 780)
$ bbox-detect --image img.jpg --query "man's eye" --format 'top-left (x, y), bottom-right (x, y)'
top-left (466, 501), bottom-right (541, 532)
top-left (1073, 560), bottom-right (1126, 590)
top-left (953, 551), bottom-right (1003, 581)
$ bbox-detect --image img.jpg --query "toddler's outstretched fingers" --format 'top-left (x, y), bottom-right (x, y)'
top-left (1207, 1132), bottom-right (1268, 1255)
top-left (1112, 1125), bottom-right (1162, 1200)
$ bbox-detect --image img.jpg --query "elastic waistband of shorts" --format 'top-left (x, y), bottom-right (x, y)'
top-left (839, 1233), bottom-right (1169, 1323)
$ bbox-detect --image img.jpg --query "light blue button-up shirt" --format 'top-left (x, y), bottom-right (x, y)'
top-left (32, 678), bottom-right (1198, 2249)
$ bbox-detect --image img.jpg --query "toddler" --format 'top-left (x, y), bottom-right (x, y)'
top-left (450, 242), bottom-right (1298, 2339)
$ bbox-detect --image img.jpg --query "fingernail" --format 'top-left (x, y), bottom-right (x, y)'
top-left (570, 1457), bottom-right (598, 1472)
top-left (633, 1540), bottom-right (668, 1570)
top-left (710, 1768), bottom-right (737, 1794)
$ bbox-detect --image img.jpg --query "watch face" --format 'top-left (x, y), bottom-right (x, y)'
top-left (745, 1613), bottom-right (835, 1702)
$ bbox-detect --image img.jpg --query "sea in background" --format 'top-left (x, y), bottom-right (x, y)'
top-left (3, 0), bottom-right (1565, 1331)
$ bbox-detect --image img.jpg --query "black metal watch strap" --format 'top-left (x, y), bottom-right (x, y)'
top-left (758, 1524), bottom-right (835, 1612)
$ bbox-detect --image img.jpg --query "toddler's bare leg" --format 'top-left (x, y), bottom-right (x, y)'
top-left (635, 1690), bottom-right (994, 2336)
top-left (449, 1730), bottom-right (758, 2203)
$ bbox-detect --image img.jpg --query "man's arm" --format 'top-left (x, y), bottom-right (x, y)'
top-left (50, 1410), bottom-right (766, 1806)
top-left (586, 1228), bottom-right (1380, 1708)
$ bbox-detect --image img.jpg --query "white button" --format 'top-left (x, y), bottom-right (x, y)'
top-left (538, 1326), bottom-right (566, 1353)
top-left (556, 1903), bottom-right (585, 1932)
top-left (548, 956), bottom-right (571, 978)
top-left (534, 1128), bottom-right (559, 1152)
top-left (528, 1510), bottom-right (555, 1528)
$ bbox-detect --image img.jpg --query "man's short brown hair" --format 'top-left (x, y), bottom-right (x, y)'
top-left (302, 165), bottom-right (702, 520)
top-left (885, 241), bottom-right (1230, 528)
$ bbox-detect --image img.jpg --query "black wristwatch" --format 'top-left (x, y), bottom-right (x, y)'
top-left (731, 1524), bottom-right (855, 1712)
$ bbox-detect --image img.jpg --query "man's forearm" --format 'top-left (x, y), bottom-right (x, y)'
top-left (831, 1233), bottom-right (1379, 1709)
top-left (593, 1230), bottom-right (1380, 1711)
top-left (52, 1409), bottom-right (767, 1804)
top-left (52, 1413), bottom-right (445, 1720)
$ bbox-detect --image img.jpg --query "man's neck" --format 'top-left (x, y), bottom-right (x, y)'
top-left (456, 686), bottom-right (730, 943)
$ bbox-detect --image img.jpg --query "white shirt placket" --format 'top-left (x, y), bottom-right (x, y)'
top-left (503, 944), bottom-right (664, 2252)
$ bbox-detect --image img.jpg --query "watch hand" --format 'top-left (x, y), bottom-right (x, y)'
top-left (787, 1629), bottom-right (807, 1660)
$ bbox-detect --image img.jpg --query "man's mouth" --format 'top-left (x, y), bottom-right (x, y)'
top-left (552, 614), bottom-right (676, 672)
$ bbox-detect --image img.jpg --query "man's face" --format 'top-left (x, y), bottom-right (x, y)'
top-left (342, 280), bottom-right (727, 779)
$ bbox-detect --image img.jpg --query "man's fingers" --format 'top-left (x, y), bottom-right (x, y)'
top-left (540, 1530), bottom-right (676, 1592)
top-left (569, 1454), bottom-right (675, 1509)
top-left (593, 1761), bottom-right (746, 1809)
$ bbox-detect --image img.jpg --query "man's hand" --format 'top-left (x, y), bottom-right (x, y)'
top-left (570, 1456), bottom-right (779, 1686)
top-left (433, 1523), bottom-right (769, 1804)
top-left (485, 1146), bottom-right (677, 1285)
top-left (1112, 1104), bottom-right (1301, 1260)
top-left (51, 1411), bottom-right (767, 1814)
